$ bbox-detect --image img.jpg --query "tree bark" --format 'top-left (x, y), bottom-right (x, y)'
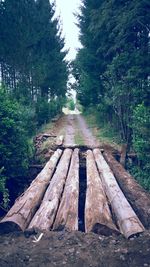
top-left (85, 150), bottom-right (119, 236)
top-left (93, 149), bottom-right (145, 238)
top-left (53, 148), bottom-right (79, 231)
top-left (103, 151), bottom-right (150, 228)
top-left (120, 144), bottom-right (127, 167)
top-left (0, 149), bottom-right (63, 233)
top-left (28, 149), bottom-right (72, 232)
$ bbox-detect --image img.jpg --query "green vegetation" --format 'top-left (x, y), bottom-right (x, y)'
top-left (67, 98), bottom-right (76, 111)
top-left (0, 88), bottom-right (33, 209)
top-left (84, 108), bottom-right (121, 146)
top-left (74, 131), bottom-right (85, 146)
top-left (0, 0), bottom-right (68, 210)
top-left (73, 0), bottom-right (150, 190)
top-left (129, 104), bottom-right (150, 190)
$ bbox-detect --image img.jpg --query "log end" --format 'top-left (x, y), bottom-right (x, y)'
top-left (0, 221), bottom-right (22, 234)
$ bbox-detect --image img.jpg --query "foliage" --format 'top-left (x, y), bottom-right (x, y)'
top-left (73, 0), bottom-right (150, 190)
top-left (131, 104), bottom-right (150, 190)
top-left (0, 0), bottom-right (68, 104)
top-left (0, 88), bottom-right (33, 208)
top-left (84, 107), bottom-right (121, 145)
top-left (0, 0), bottom-right (68, 209)
top-left (67, 98), bottom-right (76, 111)
top-left (35, 97), bottom-right (65, 126)
top-left (0, 167), bottom-right (9, 210)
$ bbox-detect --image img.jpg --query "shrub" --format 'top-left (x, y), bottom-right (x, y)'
top-left (0, 88), bottom-right (32, 208)
top-left (132, 103), bottom-right (150, 190)
top-left (67, 98), bottom-right (75, 110)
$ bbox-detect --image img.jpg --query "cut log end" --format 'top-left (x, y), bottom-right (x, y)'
top-left (0, 221), bottom-right (22, 234)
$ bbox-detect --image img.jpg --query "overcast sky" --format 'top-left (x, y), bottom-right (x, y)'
top-left (55, 0), bottom-right (82, 61)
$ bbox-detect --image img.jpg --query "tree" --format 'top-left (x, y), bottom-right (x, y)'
top-left (74, 0), bottom-right (150, 189)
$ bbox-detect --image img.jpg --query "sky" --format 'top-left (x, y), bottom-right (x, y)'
top-left (55, 0), bottom-right (82, 61)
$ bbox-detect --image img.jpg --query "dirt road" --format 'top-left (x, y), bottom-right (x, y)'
top-left (64, 114), bottom-right (99, 147)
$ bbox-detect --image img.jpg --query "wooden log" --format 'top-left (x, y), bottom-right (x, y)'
top-left (0, 149), bottom-right (63, 233)
top-left (53, 149), bottom-right (79, 231)
top-left (103, 151), bottom-right (150, 228)
top-left (28, 149), bottom-right (72, 232)
top-left (85, 150), bottom-right (119, 236)
top-left (56, 135), bottom-right (64, 146)
top-left (93, 149), bottom-right (145, 238)
top-left (42, 133), bottom-right (56, 138)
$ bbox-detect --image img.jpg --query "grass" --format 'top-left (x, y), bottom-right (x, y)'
top-left (83, 110), bottom-right (121, 147)
top-left (74, 131), bottom-right (85, 146)
top-left (37, 121), bottom-right (53, 134)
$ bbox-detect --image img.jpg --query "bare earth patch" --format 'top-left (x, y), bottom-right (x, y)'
top-left (0, 230), bottom-right (150, 267)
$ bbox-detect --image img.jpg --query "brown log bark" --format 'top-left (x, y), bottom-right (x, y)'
top-left (28, 149), bottom-right (72, 232)
top-left (103, 151), bottom-right (150, 228)
top-left (85, 150), bottom-right (119, 236)
top-left (120, 144), bottom-right (127, 167)
top-left (0, 150), bottom-right (63, 233)
top-left (53, 148), bottom-right (79, 231)
top-left (93, 149), bottom-right (145, 238)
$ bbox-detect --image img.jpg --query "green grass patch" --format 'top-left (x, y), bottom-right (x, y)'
top-left (83, 109), bottom-right (121, 146)
top-left (74, 131), bottom-right (85, 146)
top-left (37, 121), bottom-right (53, 134)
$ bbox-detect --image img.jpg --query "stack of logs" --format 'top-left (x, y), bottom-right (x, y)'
top-left (0, 148), bottom-right (150, 239)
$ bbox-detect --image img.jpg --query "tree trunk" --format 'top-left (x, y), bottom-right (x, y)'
top-left (0, 149), bottom-right (63, 233)
top-left (120, 144), bottom-right (127, 167)
top-left (93, 149), bottom-right (145, 238)
top-left (85, 150), bottom-right (119, 236)
top-left (53, 149), bottom-right (79, 231)
top-left (103, 151), bottom-right (150, 228)
top-left (28, 149), bottom-right (72, 232)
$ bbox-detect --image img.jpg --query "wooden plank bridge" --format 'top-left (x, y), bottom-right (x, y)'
top-left (0, 147), bottom-right (150, 239)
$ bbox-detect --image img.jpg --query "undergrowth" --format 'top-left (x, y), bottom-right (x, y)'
top-left (83, 108), bottom-right (121, 146)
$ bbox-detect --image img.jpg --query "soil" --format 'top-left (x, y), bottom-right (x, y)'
top-left (0, 114), bottom-right (150, 267)
top-left (0, 230), bottom-right (150, 267)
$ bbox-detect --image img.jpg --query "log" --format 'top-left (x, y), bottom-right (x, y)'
top-left (93, 149), bottom-right (145, 238)
top-left (28, 149), bottom-right (72, 232)
top-left (53, 149), bottom-right (79, 231)
top-left (0, 149), bottom-right (63, 233)
top-left (42, 133), bottom-right (56, 138)
top-left (85, 150), bottom-right (119, 236)
top-left (103, 151), bottom-right (150, 228)
top-left (56, 135), bottom-right (64, 146)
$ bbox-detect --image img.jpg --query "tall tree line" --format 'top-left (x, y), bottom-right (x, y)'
top-left (73, 0), bottom-right (150, 189)
top-left (0, 0), bottom-right (68, 110)
top-left (0, 0), bottom-right (68, 210)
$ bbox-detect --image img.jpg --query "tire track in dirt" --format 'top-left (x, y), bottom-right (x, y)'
top-left (64, 115), bottom-right (76, 146)
top-left (64, 114), bottom-right (100, 147)
top-left (76, 115), bottom-right (100, 147)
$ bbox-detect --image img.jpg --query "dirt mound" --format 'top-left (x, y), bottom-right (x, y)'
top-left (0, 230), bottom-right (150, 267)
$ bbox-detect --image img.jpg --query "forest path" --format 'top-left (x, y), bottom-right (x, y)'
top-left (64, 114), bottom-right (100, 147)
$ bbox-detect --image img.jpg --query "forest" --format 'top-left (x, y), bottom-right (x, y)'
top-left (0, 0), bottom-right (68, 210)
top-left (72, 0), bottom-right (150, 189)
top-left (0, 0), bottom-right (150, 213)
